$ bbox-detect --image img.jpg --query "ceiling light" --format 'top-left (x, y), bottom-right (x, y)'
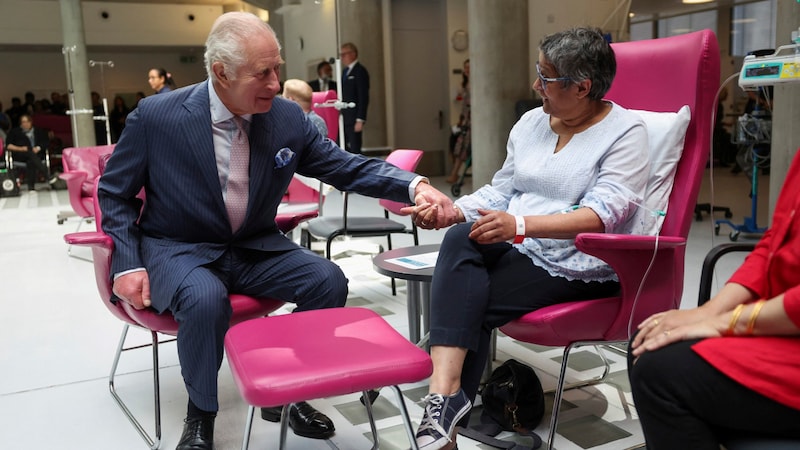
top-left (682, 0), bottom-right (713, 4)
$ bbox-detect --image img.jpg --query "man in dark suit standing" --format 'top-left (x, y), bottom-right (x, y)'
top-left (308, 60), bottom-right (337, 93)
top-left (98, 12), bottom-right (455, 450)
top-left (340, 42), bottom-right (369, 154)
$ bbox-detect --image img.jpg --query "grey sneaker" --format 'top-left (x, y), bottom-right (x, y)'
top-left (415, 389), bottom-right (471, 450)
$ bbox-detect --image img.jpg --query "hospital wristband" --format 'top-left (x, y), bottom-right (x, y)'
top-left (513, 215), bottom-right (526, 244)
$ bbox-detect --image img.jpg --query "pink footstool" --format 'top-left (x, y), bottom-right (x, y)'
top-left (225, 307), bottom-right (433, 449)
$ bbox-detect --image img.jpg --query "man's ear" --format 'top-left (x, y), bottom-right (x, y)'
top-left (212, 62), bottom-right (230, 87)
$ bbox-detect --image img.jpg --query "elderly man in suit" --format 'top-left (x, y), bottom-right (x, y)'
top-left (340, 42), bottom-right (369, 154)
top-left (99, 12), bottom-right (455, 450)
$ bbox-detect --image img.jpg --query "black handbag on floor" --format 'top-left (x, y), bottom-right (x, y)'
top-left (0, 169), bottom-right (20, 197)
top-left (460, 359), bottom-right (544, 449)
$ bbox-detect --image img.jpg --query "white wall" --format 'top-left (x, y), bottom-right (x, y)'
top-left (279, 0), bottom-right (339, 81)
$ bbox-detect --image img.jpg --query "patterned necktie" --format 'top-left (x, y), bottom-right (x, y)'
top-left (226, 116), bottom-right (249, 232)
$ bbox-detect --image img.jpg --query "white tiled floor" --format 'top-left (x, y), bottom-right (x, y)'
top-left (0, 167), bottom-right (766, 450)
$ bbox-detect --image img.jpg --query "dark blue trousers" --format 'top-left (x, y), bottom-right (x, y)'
top-left (170, 245), bottom-right (348, 411)
top-left (429, 223), bottom-right (620, 416)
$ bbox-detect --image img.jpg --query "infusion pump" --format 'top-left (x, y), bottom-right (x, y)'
top-left (739, 44), bottom-right (800, 88)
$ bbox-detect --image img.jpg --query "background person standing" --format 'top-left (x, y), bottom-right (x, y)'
top-left (340, 42), bottom-right (369, 154)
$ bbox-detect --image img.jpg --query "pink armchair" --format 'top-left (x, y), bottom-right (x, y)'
top-left (498, 29), bottom-right (720, 449)
top-left (62, 181), bottom-right (311, 449)
top-left (57, 145), bottom-right (115, 228)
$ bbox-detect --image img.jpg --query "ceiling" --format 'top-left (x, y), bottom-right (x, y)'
top-left (83, 0), bottom-right (735, 20)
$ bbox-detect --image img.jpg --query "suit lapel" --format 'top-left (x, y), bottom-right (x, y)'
top-left (249, 113), bottom-right (274, 193)
top-left (181, 82), bottom-right (226, 210)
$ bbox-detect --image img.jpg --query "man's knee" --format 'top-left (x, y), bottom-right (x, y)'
top-left (297, 260), bottom-right (348, 310)
top-left (173, 278), bottom-right (232, 325)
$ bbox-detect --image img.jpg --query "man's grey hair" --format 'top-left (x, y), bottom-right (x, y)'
top-left (204, 12), bottom-right (281, 80)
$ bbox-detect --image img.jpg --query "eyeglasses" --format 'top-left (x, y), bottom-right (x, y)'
top-left (535, 63), bottom-right (571, 90)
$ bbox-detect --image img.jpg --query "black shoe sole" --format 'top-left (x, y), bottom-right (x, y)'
top-left (260, 407), bottom-right (335, 439)
top-left (260, 407), bottom-right (282, 422)
top-left (292, 428), bottom-right (335, 440)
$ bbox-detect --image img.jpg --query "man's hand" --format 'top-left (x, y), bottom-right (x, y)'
top-left (401, 181), bottom-right (459, 229)
top-left (112, 271), bottom-right (152, 310)
top-left (468, 209), bottom-right (516, 244)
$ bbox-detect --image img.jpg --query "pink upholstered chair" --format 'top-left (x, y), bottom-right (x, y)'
top-left (63, 181), bottom-right (310, 449)
top-left (301, 149), bottom-right (423, 266)
top-left (58, 145), bottom-right (115, 229)
top-left (498, 29), bottom-right (720, 449)
top-left (225, 307), bottom-right (433, 449)
top-left (311, 89), bottom-right (339, 143)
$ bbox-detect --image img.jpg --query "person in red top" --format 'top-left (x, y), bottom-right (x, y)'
top-left (628, 150), bottom-right (800, 449)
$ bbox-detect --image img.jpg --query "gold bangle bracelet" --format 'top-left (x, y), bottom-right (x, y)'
top-left (745, 300), bottom-right (767, 336)
top-left (726, 304), bottom-right (745, 336)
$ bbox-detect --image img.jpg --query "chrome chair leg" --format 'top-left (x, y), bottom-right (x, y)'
top-left (545, 341), bottom-right (619, 450)
top-left (108, 324), bottom-right (162, 449)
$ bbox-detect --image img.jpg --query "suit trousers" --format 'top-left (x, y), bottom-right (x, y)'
top-left (629, 337), bottom-right (800, 450)
top-left (170, 245), bottom-right (349, 411)
top-left (13, 150), bottom-right (49, 189)
top-left (428, 223), bottom-right (620, 424)
top-left (344, 125), bottom-right (362, 154)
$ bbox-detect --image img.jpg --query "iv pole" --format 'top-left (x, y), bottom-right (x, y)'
top-left (89, 60), bottom-right (114, 145)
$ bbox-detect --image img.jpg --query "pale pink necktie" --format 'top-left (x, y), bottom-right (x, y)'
top-left (226, 116), bottom-right (249, 232)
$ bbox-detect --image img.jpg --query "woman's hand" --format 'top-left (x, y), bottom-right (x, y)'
top-left (631, 307), bottom-right (723, 357)
top-left (468, 209), bottom-right (516, 244)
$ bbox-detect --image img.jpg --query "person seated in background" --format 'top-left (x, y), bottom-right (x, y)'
top-left (147, 67), bottom-right (176, 94)
top-left (308, 60), bottom-right (337, 93)
top-left (5, 97), bottom-right (26, 128)
top-left (4, 114), bottom-right (57, 192)
top-left (49, 91), bottom-right (68, 115)
top-left (282, 78), bottom-right (328, 138)
top-left (408, 27), bottom-right (650, 450)
top-left (629, 149), bottom-right (800, 450)
top-left (0, 101), bottom-right (10, 141)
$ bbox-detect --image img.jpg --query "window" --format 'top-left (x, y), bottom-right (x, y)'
top-left (658, 10), bottom-right (717, 38)
top-left (731, 0), bottom-right (777, 56)
top-left (630, 20), bottom-right (653, 41)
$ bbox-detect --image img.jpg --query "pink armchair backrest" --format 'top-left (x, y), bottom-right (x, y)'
top-left (311, 90), bottom-right (339, 143)
top-left (60, 145), bottom-right (116, 218)
top-left (605, 29), bottom-right (719, 239)
top-left (378, 149), bottom-right (425, 215)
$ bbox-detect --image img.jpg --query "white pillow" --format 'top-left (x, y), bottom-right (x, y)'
top-left (624, 105), bottom-right (691, 235)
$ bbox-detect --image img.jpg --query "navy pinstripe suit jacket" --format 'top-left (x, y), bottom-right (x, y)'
top-left (98, 81), bottom-right (416, 312)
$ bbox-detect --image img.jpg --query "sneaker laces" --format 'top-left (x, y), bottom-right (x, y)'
top-left (418, 393), bottom-right (451, 441)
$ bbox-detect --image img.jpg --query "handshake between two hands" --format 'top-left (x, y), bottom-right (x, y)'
top-left (400, 182), bottom-right (461, 230)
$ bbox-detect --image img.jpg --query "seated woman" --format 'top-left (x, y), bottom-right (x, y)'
top-left (409, 27), bottom-right (650, 450)
top-left (629, 151), bottom-right (800, 450)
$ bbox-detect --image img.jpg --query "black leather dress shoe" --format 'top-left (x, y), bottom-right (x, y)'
top-left (176, 415), bottom-right (215, 450)
top-left (260, 401), bottom-right (335, 439)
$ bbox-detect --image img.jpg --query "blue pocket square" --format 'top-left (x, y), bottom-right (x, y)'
top-left (275, 148), bottom-right (295, 169)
